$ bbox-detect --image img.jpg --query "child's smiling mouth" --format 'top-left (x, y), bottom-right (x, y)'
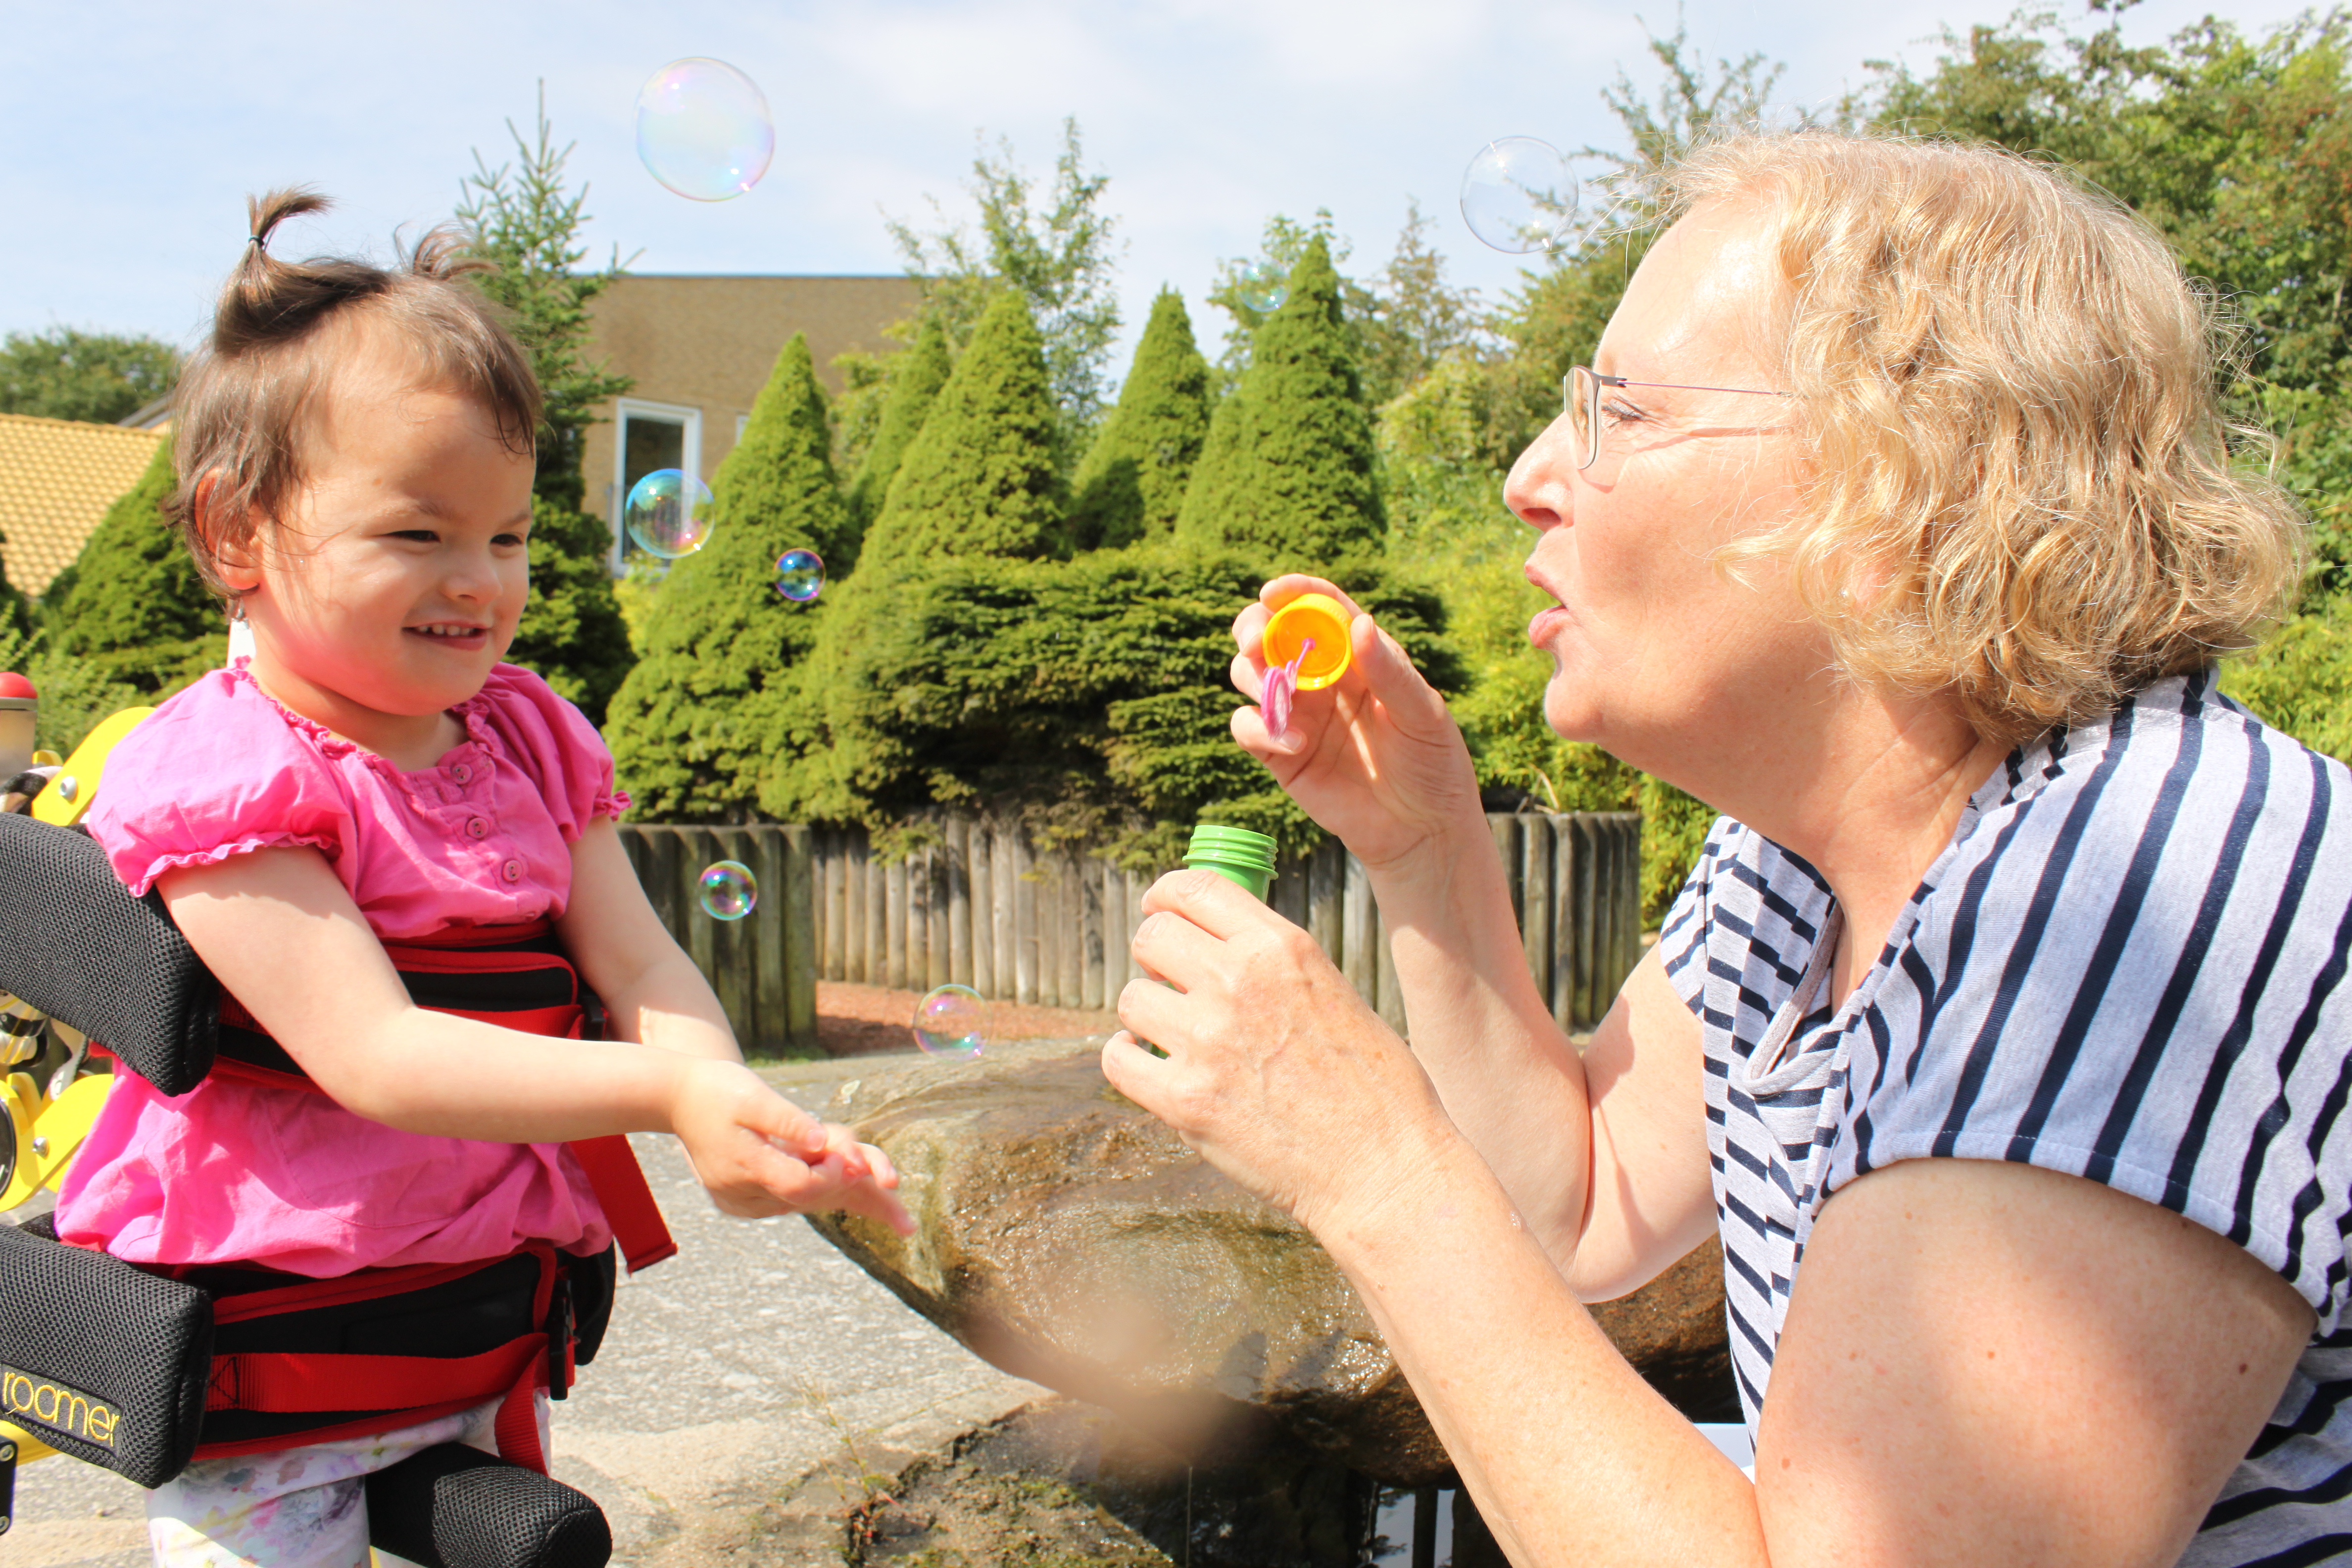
top-left (407, 623), bottom-right (490, 647)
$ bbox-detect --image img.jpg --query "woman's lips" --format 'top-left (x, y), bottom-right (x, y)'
top-left (1529, 605), bottom-right (1571, 644)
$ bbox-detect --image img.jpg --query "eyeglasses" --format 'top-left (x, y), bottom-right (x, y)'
top-left (1565, 367), bottom-right (1791, 471)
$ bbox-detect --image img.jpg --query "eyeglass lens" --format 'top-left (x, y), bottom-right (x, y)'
top-left (1566, 366), bottom-right (1599, 469)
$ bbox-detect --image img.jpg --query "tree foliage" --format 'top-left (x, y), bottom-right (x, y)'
top-left (1068, 288), bottom-right (1214, 551)
top-left (0, 329), bottom-right (182, 427)
top-left (1177, 237), bottom-right (1385, 566)
top-left (844, 313), bottom-right (952, 545)
top-left (606, 336), bottom-right (846, 821)
top-left (51, 436), bottom-right (221, 694)
top-left (886, 118), bottom-right (1123, 464)
top-left (453, 84), bottom-right (636, 722)
top-left (863, 291), bottom-right (1065, 564)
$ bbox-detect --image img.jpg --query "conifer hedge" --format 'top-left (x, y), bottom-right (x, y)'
top-left (1176, 237), bottom-right (1385, 567)
top-left (1068, 288), bottom-right (1213, 550)
top-left (605, 336), bottom-right (847, 821)
top-left (863, 291), bottom-right (1065, 564)
top-left (844, 313), bottom-right (951, 549)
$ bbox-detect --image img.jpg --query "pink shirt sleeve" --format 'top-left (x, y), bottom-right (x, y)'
top-left (84, 669), bottom-right (352, 898)
top-left (469, 664), bottom-right (630, 841)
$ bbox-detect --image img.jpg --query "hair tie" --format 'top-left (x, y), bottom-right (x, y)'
top-left (246, 235), bottom-right (265, 248)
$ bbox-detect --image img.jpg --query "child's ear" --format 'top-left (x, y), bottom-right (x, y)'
top-left (198, 473), bottom-right (264, 593)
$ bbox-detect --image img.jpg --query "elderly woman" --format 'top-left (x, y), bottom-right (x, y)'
top-left (1107, 130), bottom-right (2346, 1568)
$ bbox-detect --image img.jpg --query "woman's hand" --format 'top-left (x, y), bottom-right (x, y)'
top-left (1234, 576), bottom-right (1486, 877)
top-left (1103, 867), bottom-right (1460, 1235)
top-left (667, 1057), bottom-right (913, 1233)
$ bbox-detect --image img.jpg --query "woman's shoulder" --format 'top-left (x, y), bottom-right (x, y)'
top-left (1944, 669), bottom-right (2352, 916)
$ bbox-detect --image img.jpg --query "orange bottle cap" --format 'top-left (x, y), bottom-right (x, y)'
top-left (1263, 593), bottom-right (1354, 692)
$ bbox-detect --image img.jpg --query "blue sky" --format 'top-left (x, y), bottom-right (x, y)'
top-left (1, 0), bottom-right (2314, 377)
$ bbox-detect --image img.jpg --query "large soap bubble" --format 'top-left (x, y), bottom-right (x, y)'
top-left (1236, 258), bottom-right (1289, 315)
top-left (913, 984), bottom-right (986, 1061)
top-left (636, 58), bottom-right (776, 202)
top-left (1461, 137), bottom-right (1577, 254)
top-left (625, 469), bottom-right (714, 559)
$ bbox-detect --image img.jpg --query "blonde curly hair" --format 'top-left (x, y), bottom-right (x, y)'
top-left (1661, 131), bottom-right (2305, 747)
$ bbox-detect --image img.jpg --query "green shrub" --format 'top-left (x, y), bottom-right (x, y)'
top-left (1068, 289), bottom-right (1213, 550)
top-left (1176, 237), bottom-right (1385, 566)
top-left (607, 336), bottom-right (849, 821)
top-left (51, 436), bottom-right (223, 694)
top-left (845, 314), bottom-right (953, 551)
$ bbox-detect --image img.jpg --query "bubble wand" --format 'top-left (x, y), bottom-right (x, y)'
top-left (1258, 593), bottom-right (1355, 739)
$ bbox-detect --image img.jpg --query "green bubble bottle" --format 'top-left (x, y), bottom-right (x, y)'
top-left (1183, 823), bottom-right (1277, 901)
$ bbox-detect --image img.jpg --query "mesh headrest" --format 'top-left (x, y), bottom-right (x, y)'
top-left (0, 813), bottom-right (217, 1095)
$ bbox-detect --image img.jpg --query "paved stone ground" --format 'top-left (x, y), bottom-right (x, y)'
top-left (0, 1045), bottom-right (1083, 1568)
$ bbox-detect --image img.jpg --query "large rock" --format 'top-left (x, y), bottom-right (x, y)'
top-left (808, 1042), bottom-right (1730, 1486)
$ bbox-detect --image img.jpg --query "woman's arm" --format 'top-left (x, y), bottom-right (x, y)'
top-left (1228, 578), bottom-right (1716, 1294)
top-left (1109, 874), bottom-right (2315, 1568)
top-left (162, 843), bottom-right (910, 1228)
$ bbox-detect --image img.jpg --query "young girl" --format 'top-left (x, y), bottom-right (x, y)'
top-left (51, 189), bottom-right (911, 1568)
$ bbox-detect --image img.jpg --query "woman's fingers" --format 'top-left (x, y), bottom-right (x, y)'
top-left (1138, 866), bottom-right (1280, 940)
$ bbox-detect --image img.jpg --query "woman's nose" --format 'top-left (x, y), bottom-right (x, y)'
top-left (1504, 414), bottom-right (1578, 533)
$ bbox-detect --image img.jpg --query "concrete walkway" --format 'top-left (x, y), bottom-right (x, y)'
top-left (0, 1049), bottom-right (1060, 1568)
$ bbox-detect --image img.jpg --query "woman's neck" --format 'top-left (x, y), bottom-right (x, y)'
top-left (1663, 688), bottom-right (2009, 1006)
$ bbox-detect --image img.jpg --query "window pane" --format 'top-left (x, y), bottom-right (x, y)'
top-left (622, 416), bottom-right (686, 495)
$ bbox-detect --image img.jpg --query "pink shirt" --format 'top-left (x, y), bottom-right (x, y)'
top-left (54, 662), bottom-right (630, 1277)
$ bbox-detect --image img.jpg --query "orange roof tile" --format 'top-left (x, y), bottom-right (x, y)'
top-left (0, 413), bottom-right (167, 597)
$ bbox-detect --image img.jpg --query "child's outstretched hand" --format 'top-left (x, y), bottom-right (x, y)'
top-left (669, 1058), bottom-right (914, 1233)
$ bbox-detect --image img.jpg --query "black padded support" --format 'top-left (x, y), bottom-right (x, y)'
top-left (366, 1443), bottom-right (611, 1568)
top-left (0, 1223), bottom-right (213, 1488)
top-left (0, 812), bottom-right (217, 1095)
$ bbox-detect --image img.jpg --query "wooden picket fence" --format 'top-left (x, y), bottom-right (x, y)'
top-left (803, 812), bottom-right (1644, 1035)
top-left (616, 824), bottom-right (818, 1055)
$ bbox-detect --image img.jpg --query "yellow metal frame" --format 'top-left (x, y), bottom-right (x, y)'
top-left (33, 707), bottom-right (156, 828)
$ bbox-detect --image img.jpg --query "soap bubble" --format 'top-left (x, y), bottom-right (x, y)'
top-left (698, 860), bottom-right (758, 920)
top-left (774, 548), bottom-right (825, 603)
top-left (626, 469), bottom-right (714, 559)
top-left (913, 983), bottom-right (986, 1061)
top-left (1461, 137), bottom-right (1577, 254)
top-left (636, 58), bottom-right (775, 202)
top-left (1236, 258), bottom-right (1289, 315)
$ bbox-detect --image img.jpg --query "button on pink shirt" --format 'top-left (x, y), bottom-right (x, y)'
top-left (54, 662), bottom-right (631, 1277)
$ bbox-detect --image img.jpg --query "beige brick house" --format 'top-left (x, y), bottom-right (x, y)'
top-left (581, 275), bottom-right (920, 568)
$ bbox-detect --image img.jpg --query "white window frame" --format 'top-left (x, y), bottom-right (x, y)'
top-left (610, 398), bottom-right (704, 572)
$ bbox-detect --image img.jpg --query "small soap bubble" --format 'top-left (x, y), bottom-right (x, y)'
top-left (913, 983), bottom-right (986, 1061)
top-left (626, 469), bottom-right (714, 559)
top-left (698, 860), bottom-right (758, 920)
top-left (1236, 258), bottom-right (1289, 315)
top-left (636, 58), bottom-right (776, 202)
top-left (774, 548), bottom-right (825, 603)
top-left (1461, 137), bottom-right (1577, 254)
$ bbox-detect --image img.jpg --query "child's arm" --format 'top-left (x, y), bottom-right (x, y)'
top-left (160, 843), bottom-right (911, 1230)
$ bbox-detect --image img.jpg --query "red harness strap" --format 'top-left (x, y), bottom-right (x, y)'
top-left (177, 921), bottom-right (679, 1470)
top-left (211, 919), bottom-right (677, 1274)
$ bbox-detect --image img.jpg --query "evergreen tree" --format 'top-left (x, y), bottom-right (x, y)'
top-left (1175, 238), bottom-right (1385, 565)
top-left (862, 291), bottom-right (1064, 564)
top-left (844, 313), bottom-right (952, 546)
top-left (0, 329), bottom-right (182, 426)
top-left (53, 435), bottom-right (223, 693)
top-left (605, 336), bottom-right (847, 821)
top-left (455, 86), bottom-right (636, 722)
top-left (1068, 289), bottom-right (1214, 551)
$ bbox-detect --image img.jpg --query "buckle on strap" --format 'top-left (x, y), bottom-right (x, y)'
top-left (546, 1277), bottom-right (573, 1403)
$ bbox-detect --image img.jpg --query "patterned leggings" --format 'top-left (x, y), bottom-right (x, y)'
top-left (145, 1395), bottom-right (548, 1568)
